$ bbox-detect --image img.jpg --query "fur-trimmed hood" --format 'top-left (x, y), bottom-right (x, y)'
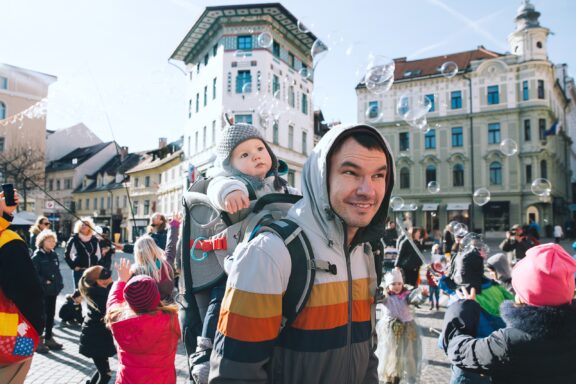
top-left (500, 300), bottom-right (576, 340)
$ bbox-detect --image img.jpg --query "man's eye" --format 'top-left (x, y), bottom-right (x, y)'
top-left (373, 174), bottom-right (385, 179)
top-left (343, 171), bottom-right (356, 176)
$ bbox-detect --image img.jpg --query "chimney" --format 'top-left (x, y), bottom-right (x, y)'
top-left (120, 146), bottom-right (129, 161)
top-left (159, 137), bottom-right (167, 149)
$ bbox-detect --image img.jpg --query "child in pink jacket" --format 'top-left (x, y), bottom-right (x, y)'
top-left (106, 259), bottom-right (180, 384)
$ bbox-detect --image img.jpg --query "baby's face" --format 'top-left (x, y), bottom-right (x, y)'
top-left (230, 138), bottom-right (272, 179)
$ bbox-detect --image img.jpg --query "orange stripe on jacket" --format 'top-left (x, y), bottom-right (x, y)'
top-left (291, 301), bottom-right (348, 330)
top-left (221, 287), bottom-right (282, 318)
top-left (352, 278), bottom-right (371, 300)
top-left (352, 299), bottom-right (371, 322)
top-left (218, 309), bottom-right (282, 342)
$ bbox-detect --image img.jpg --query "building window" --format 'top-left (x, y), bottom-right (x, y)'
top-left (0, 102), bottom-right (5, 120)
top-left (288, 52), bottom-right (295, 68)
top-left (203, 86), bottom-right (207, 106)
top-left (195, 93), bottom-right (199, 112)
top-left (273, 121), bottom-right (279, 144)
top-left (204, 54), bottom-right (208, 66)
top-left (195, 131), bottom-right (198, 153)
top-left (400, 167), bottom-right (410, 189)
top-left (425, 165), bottom-right (436, 185)
top-left (100, 197), bottom-right (104, 210)
top-left (196, 63), bottom-right (200, 74)
top-left (425, 94), bottom-right (435, 112)
top-left (451, 90), bottom-right (462, 109)
top-left (188, 99), bottom-right (192, 118)
top-left (522, 80), bottom-right (529, 100)
top-left (399, 132), bottom-right (409, 151)
top-left (236, 70), bottom-right (251, 93)
top-left (212, 120), bottom-right (216, 145)
top-left (537, 80), bottom-right (545, 99)
top-left (123, 196), bottom-right (127, 208)
top-left (540, 160), bottom-right (547, 179)
top-left (237, 35), bottom-right (252, 50)
top-left (288, 86), bottom-right (295, 108)
top-left (488, 123), bottom-right (500, 144)
top-left (234, 114), bottom-right (252, 124)
top-left (302, 93), bottom-right (308, 115)
top-left (64, 178), bottom-right (72, 189)
top-left (367, 101), bottom-right (379, 119)
top-left (144, 176), bottom-right (150, 187)
top-left (272, 75), bottom-right (280, 96)
top-left (302, 131), bottom-right (307, 155)
top-left (133, 200), bottom-right (139, 216)
top-left (0, 77), bottom-right (7, 89)
top-left (144, 200), bottom-right (150, 215)
top-left (48, 179), bottom-right (53, 191)
top-left (272, 41), bottom-right (280, 58)
top-left (213, 77), bottom-right (217, 99)
top-left (94, 198), bottom-right (98, 210)
top-left (489, 162), bottom-right (502, 185)
top-left (85, 198), bottom-right (89, 210)
top-left (0, 137), bottom-right (5, 152)
top-left (424, 129), bottom-right (436, 149)
top-left (524, 119), bottom-right (531, 141)
top-left (56, 180), bottom-right (61, 190)
top-left (526, 164), bottom-right (532, 184)
top-left (213, 44), bottom-right (218, 57)
top-left (288, 170), bottom-right (295, 187)
top-left (107, 197), bottom-right (111, 209)
top-left (134, 177), bottom-right (139, 187)
top-left (288, 125), bottom-right (294, 149)
top-left (487, 85), bottom-right (499, 105)
top-left (452, 127), bottom-right (463, 147)
top-left (453, 164), bottom-right (464, 187)
top-left (203, 126), bottom-right (207, 149)
top-left (115, 196), bottom-right (119, 209)
top-left (538, 118), bottom-right (546, 140)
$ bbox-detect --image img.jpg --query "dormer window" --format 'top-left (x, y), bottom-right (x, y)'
top-left (536, 41), bottom-right (542, 48)
top-left (403, 69), bottom-right (421, 78)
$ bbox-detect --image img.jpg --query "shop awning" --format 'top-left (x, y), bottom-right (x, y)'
top-left (392, 204), bottom-right (418, 212)
top-left (422, 203), bottom-right (439, 211)
top-left (446, 202), bottom-right (470, 211)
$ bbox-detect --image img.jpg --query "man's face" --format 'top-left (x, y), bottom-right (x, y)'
top-left (328, 137), bottom-right (388, 237)
top-left (230, 138), bottom-right (272, 179)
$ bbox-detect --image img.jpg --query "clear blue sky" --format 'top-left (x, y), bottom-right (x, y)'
top-left (1, 0), bottom-right (574, 152)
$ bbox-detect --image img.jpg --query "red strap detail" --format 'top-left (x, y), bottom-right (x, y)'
top-left (189, 237), bottom-right (228, 251)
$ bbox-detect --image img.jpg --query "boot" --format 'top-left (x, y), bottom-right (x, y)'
top-left (191, 336), bottom-right (212, 384)
top-left (36, 337), bottom-right (49, 354)
top-left (44, 336), bottom-right (64, 350)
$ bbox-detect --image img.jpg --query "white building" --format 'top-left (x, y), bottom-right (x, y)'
top-left (170, 3), bottom-right (322, 189)
top-left (357, 0), bottom-right (573, 238)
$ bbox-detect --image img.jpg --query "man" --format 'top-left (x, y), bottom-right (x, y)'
top-left (0, 192), bottom-right (44, 383)
top-left (209, 125), bottom-right (395, 383)
top-left (382, 219), bottom-right (398, 247)
top-left (499, 225), bottom-right (534, 263)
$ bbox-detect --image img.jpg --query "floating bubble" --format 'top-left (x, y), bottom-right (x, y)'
top-left (409, 115), bottom-right (428, 132)
top-left (531, 178), bottom-right (551, 196)
top-left (440, 61), bottom-right (458, 78)
top-left (396, 91), bottom-right (432, 121)
top-left (473, 187), bottom-right (491, 206)
top-left (427, 181), bottom-right (440, 194)
top-left (453, 222), bottom-right (469, 237)
top-left (364, 56), bottom-right (395, 94)
top-left (257, 32), bottom-right (273, 48)
top-left (241, 82), bottom-right (252, 94)
top-left (461, 232), bottom-right (490, 257)
top-left (365, 104), bottom-right (383, 123)
top-left (500, 138), bottom-right (518, 156)
top-left (297, 19), bottom-right (311, 33)
top-left (390, 196), bottom-right (404, 211)
top-left (299, 67), bottom-right (312, 80)
top-left (408, 203), bottom-right (418, 211)
top-left (311, 39), bottom-right (329, 67)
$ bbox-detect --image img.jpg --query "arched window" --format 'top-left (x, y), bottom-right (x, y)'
top-left (425, 165), bottom-right (436, 185)
top-left (540, 159), bottom-right (547, 179)
top-left (453, 164), bottom-right (464, 187)
top-left (490, 161), bottom-right (502, 185)
top-left (273, 121), bottom-right (279, 144)
top-left (400, 167), bottom-right (410, 189)
top-left (0, 102), bottom-right (5, 120)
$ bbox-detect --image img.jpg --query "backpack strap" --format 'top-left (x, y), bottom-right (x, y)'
top-left (254, 219), bottom-right (337, 330)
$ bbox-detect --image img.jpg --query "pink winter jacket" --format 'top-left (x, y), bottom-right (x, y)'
top-left (106, 281), bottom-right (181, 384)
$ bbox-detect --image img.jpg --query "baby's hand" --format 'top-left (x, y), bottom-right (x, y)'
top-left (224, 190), bottom-right (250, 214)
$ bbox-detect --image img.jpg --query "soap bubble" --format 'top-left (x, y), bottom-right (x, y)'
top-left (396, 91), bottom-right (432, 121)
top-left (453, 222), bottom-right (469, 237)
top-left (364, 56), bottom-right (395, 94)
top-left (257, 32), bottom-right (273, 48)
top-left (241, 82), bottom-right (252, 94)
top-left (461, 232), bottom-right (490, 257)
top-left (440, 61), bottom-right (458, 78)
top-left (473, 187), bottom-right (491, 206)
top-left (365, 104), bottom-right (383, 123)
top-left (409, 115), bottom-right (428, 132)
top-left (390, 196), bottom-right (405, 211)
top-left (427, 181), bottom-right (440, 194)
top-left (408, 203), bottom-right (418, 211)
top-left (311, 39), bottom-right (329, 67)
top-left (531, 178), bottom-right (551, 196)
top-left (500, 138), bottom-right (518, 156)
top-left (299, 67), bottom-right (312, 80)
top-left (297, 19), bottom-right (312, 33)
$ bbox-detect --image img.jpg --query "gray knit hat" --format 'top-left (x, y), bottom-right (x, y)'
top-left (215, 123), bottom-right (265, 167)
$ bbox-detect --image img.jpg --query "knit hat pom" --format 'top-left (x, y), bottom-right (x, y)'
top-left (124, 275), bottom-right (161, 313)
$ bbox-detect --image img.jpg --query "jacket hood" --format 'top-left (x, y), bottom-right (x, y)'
top-left (500, 300), bottom-right (576, 339)
top-left (292, 124), bottom-right (395, 247)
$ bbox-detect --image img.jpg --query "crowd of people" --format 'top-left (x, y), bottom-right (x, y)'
top-left (1, 123), bottom-right (575, 384)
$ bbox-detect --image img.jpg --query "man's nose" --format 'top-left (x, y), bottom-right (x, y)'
top-left (357, 177), bottom-right (376, 197)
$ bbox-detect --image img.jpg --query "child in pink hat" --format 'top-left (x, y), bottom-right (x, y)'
top-left (441, 243), bottom-right (576, 384)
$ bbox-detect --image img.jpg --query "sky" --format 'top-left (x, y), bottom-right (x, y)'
top-left (1, 0), bottom-right (575, 152)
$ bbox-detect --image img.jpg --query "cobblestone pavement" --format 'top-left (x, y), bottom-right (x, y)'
top-left (24, 238), bottom-right (574, 383)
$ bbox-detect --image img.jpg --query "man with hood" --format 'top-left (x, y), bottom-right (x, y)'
top-left (209, 125), bottom-right (395, 383)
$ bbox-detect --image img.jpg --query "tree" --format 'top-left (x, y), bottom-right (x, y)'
top-left (0, 146), bottom-right (45, 211)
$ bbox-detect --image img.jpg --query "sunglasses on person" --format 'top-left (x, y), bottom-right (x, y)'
top-left (98, 268), bottom-right (112, 280)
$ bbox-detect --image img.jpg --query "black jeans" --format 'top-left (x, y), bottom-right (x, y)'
top-left (44, 295), bottom-right (57, 339)
top-left (90, 357), bottom-right (111, 384)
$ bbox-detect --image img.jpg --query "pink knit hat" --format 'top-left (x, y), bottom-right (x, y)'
top-left (124, 275), bottom-right (161, 312)
top-left (511, 243), bottom-right (576, 307)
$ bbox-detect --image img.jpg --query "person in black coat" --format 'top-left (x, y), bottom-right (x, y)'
top-left (442, 243), bottom-right (576, 384)
top-left (65, 218), bottom-right (102, 289)
top-left (31, 230), bottom-right (65, 352)
top-left (59, 290), bottom-right (84, 326)
top-left (78, 265), bottom-right (116, 384)
top-left (498, 225), bottom-right (534, 263)
top-left (395, 226), bottom-right (424, 286)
